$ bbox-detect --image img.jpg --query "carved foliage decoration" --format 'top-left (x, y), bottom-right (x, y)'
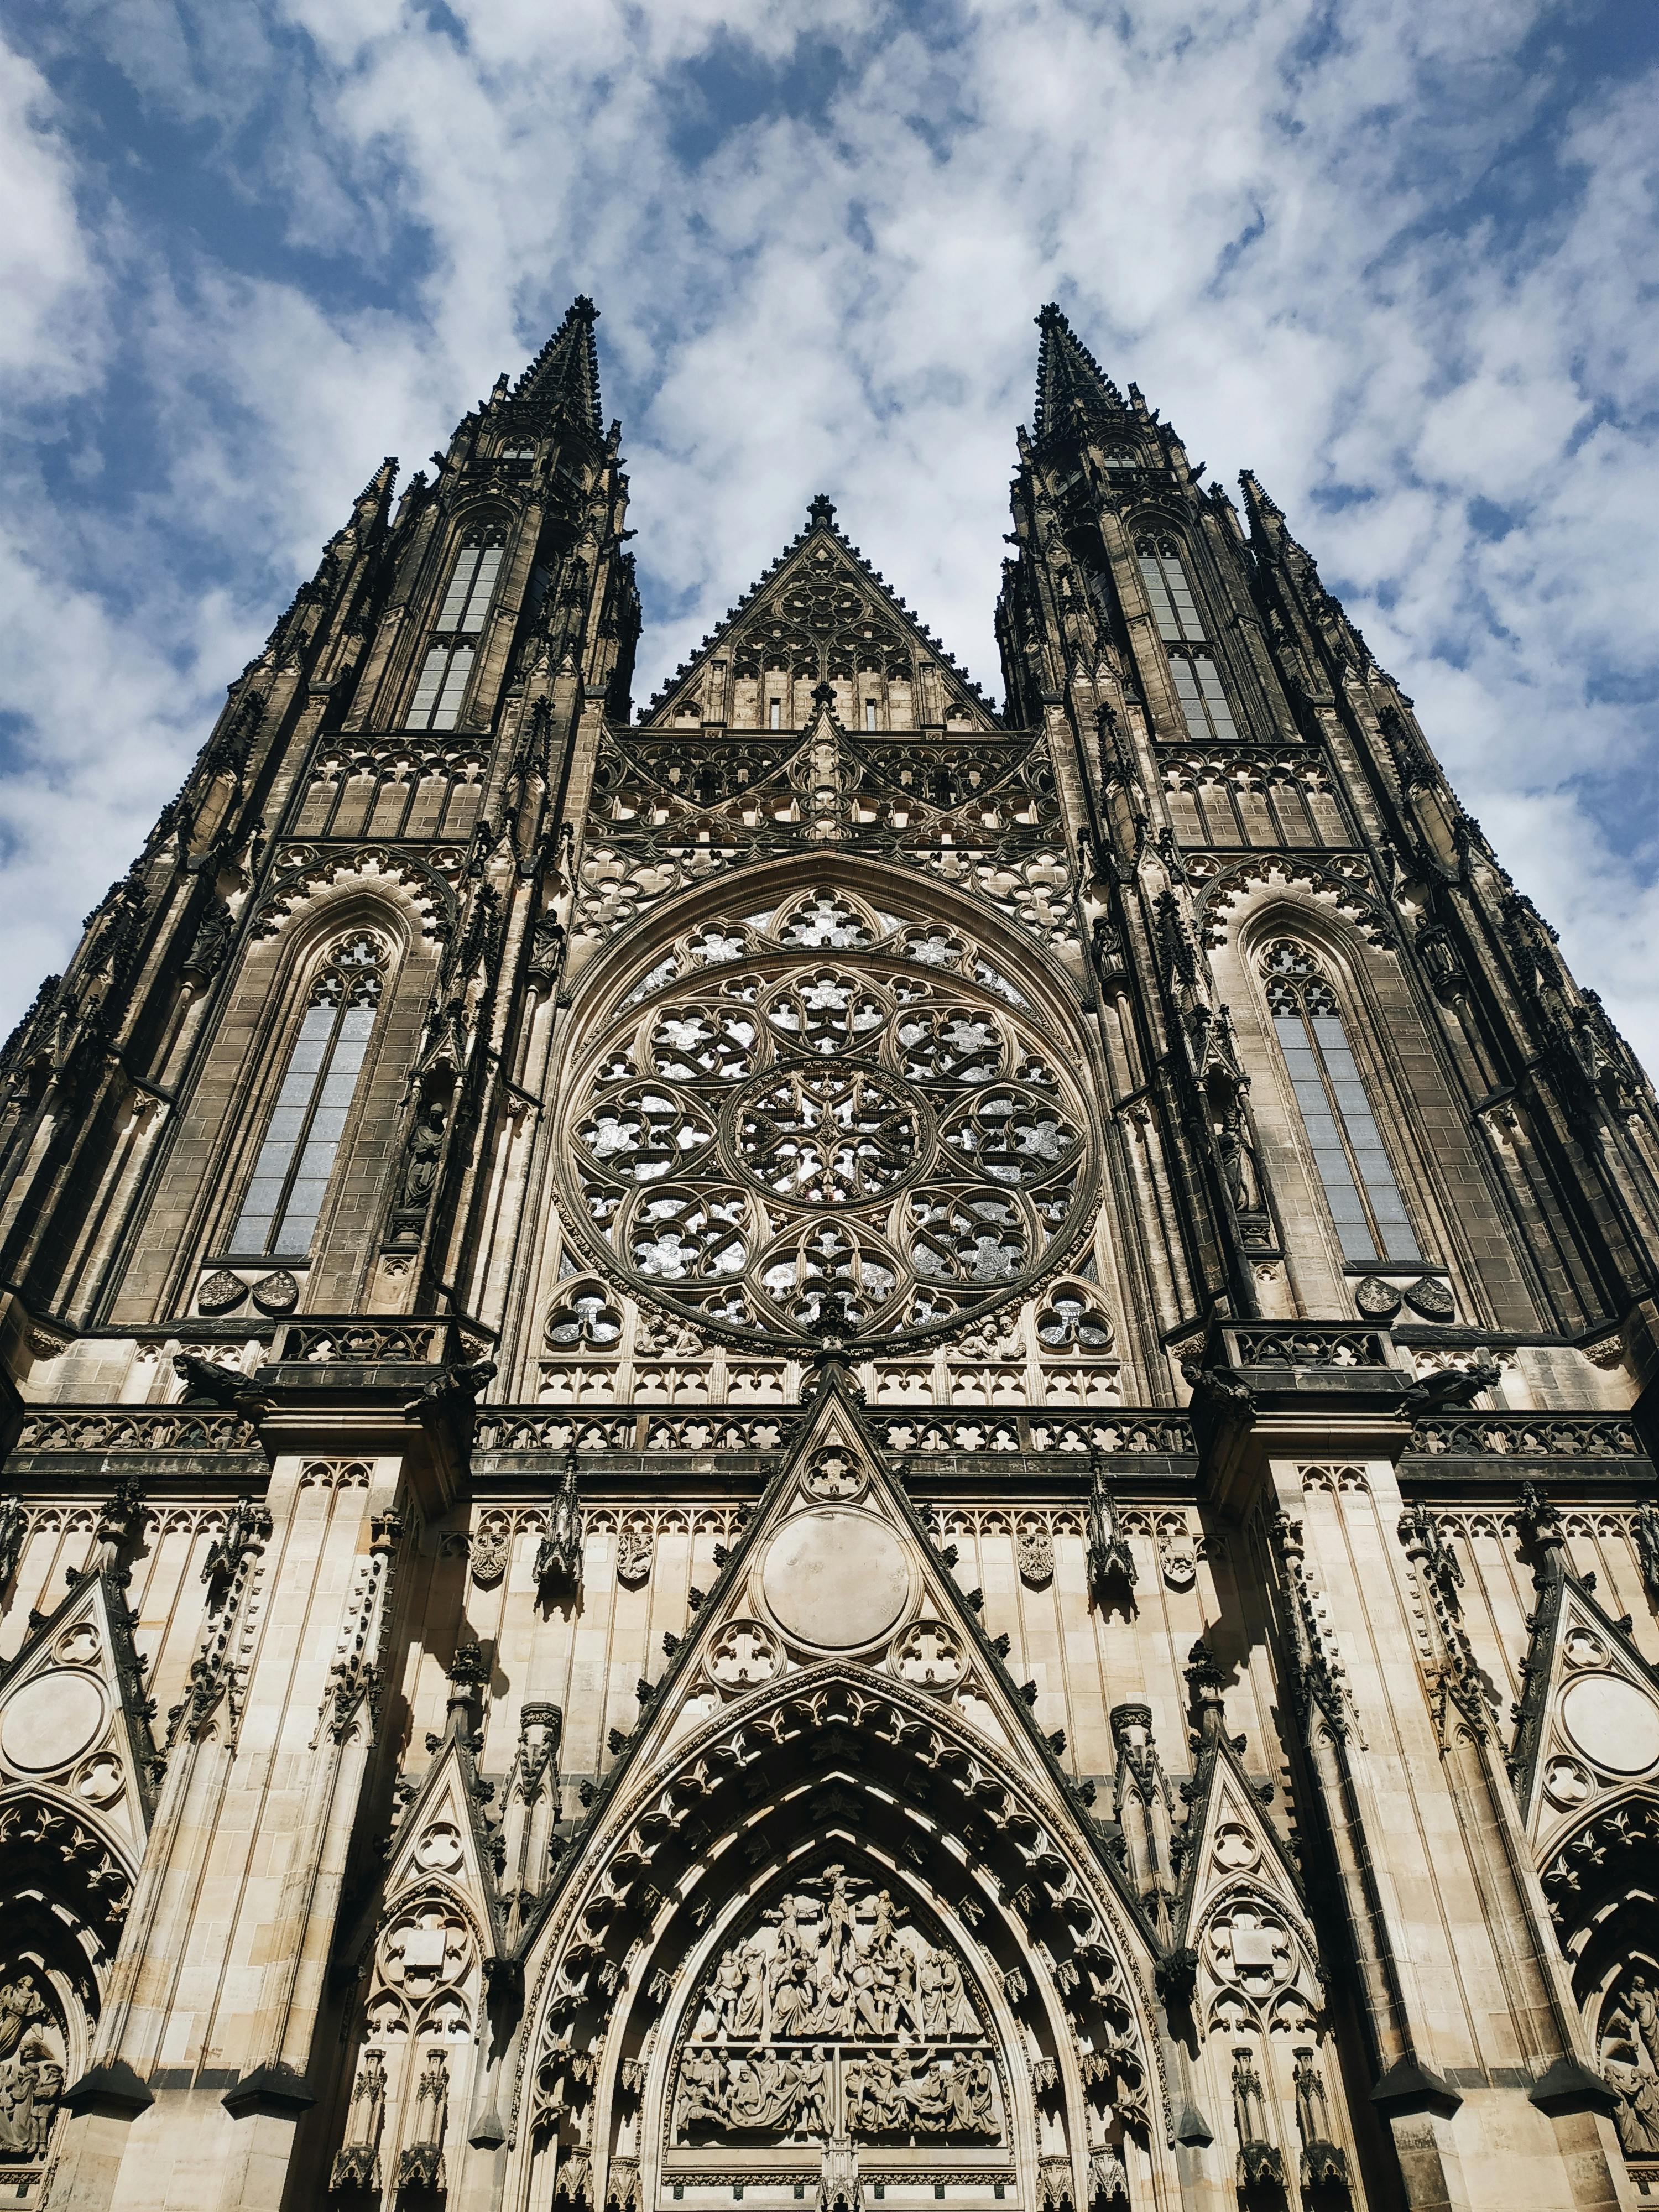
top-left (560, 881), bottom-right (1095, 1350)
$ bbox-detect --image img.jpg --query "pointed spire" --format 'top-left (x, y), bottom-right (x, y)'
top-left (1033, 303), bottom-right (1125, 445)
top-left (512, 295), bottom-right (603, 434)
top-left (355, 455), bottom-right (398, 510)
top-left (1238, 468), bottom-right (1288, 542)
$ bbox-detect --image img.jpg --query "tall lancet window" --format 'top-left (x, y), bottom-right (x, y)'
top-left (409, 533), bottom-right (504, 729)
top-left (232, 934), bottom-right (387, 1256)
top-left (1262, 940), bottom-right (1421, 1264)
top-left (1136, 537), bottom-right (1239, 740)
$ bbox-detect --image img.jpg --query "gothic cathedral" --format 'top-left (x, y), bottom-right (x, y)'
top-left (3, 299), bottom-right (1659, 2212)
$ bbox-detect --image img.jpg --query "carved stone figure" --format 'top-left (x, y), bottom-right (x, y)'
top-left (535, 1448), bottom-right (583, 1600)
top-left (1087, 1457), bottom-right (1135, 1598)
top-left (391, 1099), bottom-right (447, 1241)
top-left (0, 1496), bottom-right (24, 1594)
top-left (674, 1869), bottom-right (1002, 2145)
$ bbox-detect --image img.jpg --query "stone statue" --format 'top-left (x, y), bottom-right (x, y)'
top-left (0, 1497), bottom-right (23, 1595)
top-left (391, 1100), bottom-right (446, 1239)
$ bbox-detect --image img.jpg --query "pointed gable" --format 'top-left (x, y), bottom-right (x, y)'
top-left (0, 1567), bottom-right (158, 1859)
top-left (641, 495), bottom-right (999, 731)
top-left (579, 1361), bottom-right (1115, 1848)
top-left (1510, 1541), bottom-right (1659, 1850)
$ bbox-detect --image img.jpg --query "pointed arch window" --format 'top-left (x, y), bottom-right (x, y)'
top-left (1136, 538), bottom-right (1238, 740)
top-left (1262, 940), bottom-right (1421, 1264)
top-left (409, 533), bottom-right (504, 729)
top-left (232, 934), bottom-right (387, 1256)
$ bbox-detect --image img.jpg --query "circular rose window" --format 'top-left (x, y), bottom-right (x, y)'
top-left (560, 885), bottom-right (1094, 1347)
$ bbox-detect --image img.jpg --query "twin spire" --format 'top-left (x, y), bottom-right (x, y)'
top-left (509, 297), bottom-right (1133, 456)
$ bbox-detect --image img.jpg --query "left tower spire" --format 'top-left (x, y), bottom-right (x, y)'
top-left (510, 294), bottom-right (604, 433)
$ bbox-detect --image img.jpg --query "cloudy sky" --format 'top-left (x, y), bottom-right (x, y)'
top-left (3, 0), bottom-right (1657, 1056)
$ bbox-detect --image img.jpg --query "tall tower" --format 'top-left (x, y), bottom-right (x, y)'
top-left (1, 302), bottom-right (1657, 2212)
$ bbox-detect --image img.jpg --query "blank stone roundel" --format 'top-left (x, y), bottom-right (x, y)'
top-left (1559, 1674), bottom-right (1659, 1775)
top-left (761, 1509), bottom-right (911, 1650)
top-left (1, 1670), bottom-right (107, 1774)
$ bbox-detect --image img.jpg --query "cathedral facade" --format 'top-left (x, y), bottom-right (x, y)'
top-left (2, 299), bottom-right (1659, 2212)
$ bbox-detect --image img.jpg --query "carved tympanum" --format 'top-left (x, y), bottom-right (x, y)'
top-left (670, 1866), bottom-right (1000, 2146)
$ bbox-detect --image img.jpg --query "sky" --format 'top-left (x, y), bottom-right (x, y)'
top-left (2, 0), bottom-right (1657, 1059)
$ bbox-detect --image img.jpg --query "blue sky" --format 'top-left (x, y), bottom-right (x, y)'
top-left (2, 0), bottom-right (1657, 1056)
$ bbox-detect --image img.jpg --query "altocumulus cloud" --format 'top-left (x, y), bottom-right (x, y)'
top-left (2, 0), bottom-right (1657, 1051)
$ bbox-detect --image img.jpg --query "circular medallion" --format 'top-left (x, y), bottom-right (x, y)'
top-left (1560, 1674), bottom-right (1659, 1775)
top-left (761, 1509), bottom-right (911, 1649)
top-left (1, 1670), bottom-right (107, 1775)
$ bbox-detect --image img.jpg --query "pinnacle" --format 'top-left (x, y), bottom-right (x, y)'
top-left (511, 294), bottom-right (603, 434)
top-left (1032, 302), bottom-right (1126, 444)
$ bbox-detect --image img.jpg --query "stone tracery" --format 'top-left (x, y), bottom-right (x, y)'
top-left (560, 883), bottom-right (1094, 1348)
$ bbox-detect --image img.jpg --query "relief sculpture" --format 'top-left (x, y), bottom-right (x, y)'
top-left (671, 1867), bottom-right (1000, 2144)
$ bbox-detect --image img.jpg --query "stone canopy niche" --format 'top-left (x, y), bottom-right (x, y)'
top-left (665, 1860), bottom-right (1010, 2190)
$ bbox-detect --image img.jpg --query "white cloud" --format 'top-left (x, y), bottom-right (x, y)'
top-left (3, 0), bottom-right (1658, 1082)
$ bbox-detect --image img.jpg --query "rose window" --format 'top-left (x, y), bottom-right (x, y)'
top-left (560, 885), bottom-right (1095, 1347)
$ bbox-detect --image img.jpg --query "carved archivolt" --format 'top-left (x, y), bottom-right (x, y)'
top-left (249, 844), bottom-right (455, 941)
top-left (510, 1668), bottom-right (1166, 2207)
top-left (555, 880), bottom-right (1099, 1351)
top-left (1188, 851), bottom-right (1391, 949)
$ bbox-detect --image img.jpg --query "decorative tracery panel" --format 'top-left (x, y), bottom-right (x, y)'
top-left (559, 884), bottom-right (1095, 1349)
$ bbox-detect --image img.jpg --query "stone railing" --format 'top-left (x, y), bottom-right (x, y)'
top-left (1407, 1412), bottom-right (1646, 1462)
top-left (11, 1405), bottom-right (261, 1454)
top-left (1216, 1322), bottom-right (1394, 1369)
top-left (268, 1318), bottom-right (460, 1365)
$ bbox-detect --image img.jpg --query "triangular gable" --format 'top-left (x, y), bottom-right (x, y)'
top-left (383, 1734), bottom-right (506, 1948)
top-left (1509, 1551), bottom-right (1659, 1851)
top-left (640, 498), bottom-right (999, 728)
top-left (559, 1360), bottom-right (1139, 1918)
top-left (1173, 1725), bottom-right (1305, 1951)
top-left (1170, 1708), bottom-right (1327, 2048)
top-left (0, 1568), bottom-right (157, 1854)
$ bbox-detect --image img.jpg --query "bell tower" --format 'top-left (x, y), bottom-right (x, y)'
top-left (1, 302), bottom-right (1657, 2212)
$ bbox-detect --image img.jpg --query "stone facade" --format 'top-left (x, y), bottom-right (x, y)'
top-left (1, 299), bottom-right (1658, 2211)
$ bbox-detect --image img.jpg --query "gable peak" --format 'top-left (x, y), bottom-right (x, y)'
top-left (639, 499), bottom-right (999, 727)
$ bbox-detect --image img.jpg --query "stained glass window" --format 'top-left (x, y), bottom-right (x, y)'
top-left (232, 935), bottom-right (386, 1256)
top-left (1261, 940), bottom-right (1421, 1264)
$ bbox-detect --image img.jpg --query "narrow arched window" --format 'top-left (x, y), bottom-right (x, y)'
top-left (1261, 940), bottom-right (1421, 1264)
top-left (232, 933), bottom-right (387, 1256)
top-left (1136, 538), bottom-right (1238, 739)
top-left (409, 533), bottom-right (504, 729)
